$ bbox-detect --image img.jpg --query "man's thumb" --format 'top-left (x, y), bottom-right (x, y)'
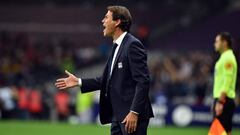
top-left (122, 118), bottom-right (127, 123)
top-left (65, 70), bottom-right (72, 76)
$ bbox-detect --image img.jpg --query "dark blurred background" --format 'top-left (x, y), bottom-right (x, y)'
top-left (0, 0), bottom-right (239, 127)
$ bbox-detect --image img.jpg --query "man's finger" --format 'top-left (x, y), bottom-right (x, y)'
top-left (56, 85), bottom-right (66, 90)
top-left (133, 122), bottom-right (137, 131)
top-left (218, 110), bottom-right (222, 116)
top-left (56, 78), bottom-right (65, 82)
top-left (65, 70), bottom-right (72, 76)
top-left (59, 86), bottom-right (67, 90)
top-left (131, 121), bottom-right (136, 133)
top-left (55, 81), bottom-right (65, 85)
top-left (55, 82), bottom-right (66, 88)
top-left (122, 117), bottom-right (127, 123)
top-left (56, 83), bottom-right (66, 88)
top-left (216, 108), bottom-right (222, 116)
top-left (125, 119), bottom-right (129, 133)
top-left (129, 121), bottom-right (133, 133)
top-left (129, 121), bottom-right (134, 133)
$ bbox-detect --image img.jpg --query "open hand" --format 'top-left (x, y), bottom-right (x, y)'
top-left (55, 70), bottom-right (79, 90)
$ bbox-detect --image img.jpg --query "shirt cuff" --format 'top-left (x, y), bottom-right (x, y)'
top-left (78, 78), bottom-right (82, 87)
top-left (130, 110), bottom-right (139, 115)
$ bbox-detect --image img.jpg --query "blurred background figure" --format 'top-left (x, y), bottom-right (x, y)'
top-left (212, 32), bottom-right (237, 135)
top-left (76, 92), bottom-right (93, 124)
top-left (54, 91), bottom-right (70, 121)
top-left (0, 82), bottom-right (16, 119)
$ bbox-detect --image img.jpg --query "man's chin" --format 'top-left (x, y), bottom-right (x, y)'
top-left (103, 32), bottom-right (111, 37)
top-left (103, 32), bottom-right (106, 37)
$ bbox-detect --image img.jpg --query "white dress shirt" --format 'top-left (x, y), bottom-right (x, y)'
top-left (110, 32), bottom-right (127, 75)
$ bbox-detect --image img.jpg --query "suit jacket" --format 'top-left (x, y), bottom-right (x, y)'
top-left (81, 33), bottom-right (154, 124)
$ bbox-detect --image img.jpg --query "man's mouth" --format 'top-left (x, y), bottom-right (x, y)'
top-left (103, 25), bottom-right (106, 32)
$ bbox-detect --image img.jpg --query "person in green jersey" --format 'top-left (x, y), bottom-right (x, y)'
top-left (213, 32), bottom-right (237, 135)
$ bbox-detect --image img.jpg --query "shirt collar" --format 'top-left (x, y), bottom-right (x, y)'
top-left (114, 32), bottom-right (127, 46)
top-left (222, 49), bottom-right (232, 56)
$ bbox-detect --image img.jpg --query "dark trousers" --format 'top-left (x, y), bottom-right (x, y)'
top-left (111, 119), bottom-right (149, 135)
top-left (213, 97), bottom-right (235, 132)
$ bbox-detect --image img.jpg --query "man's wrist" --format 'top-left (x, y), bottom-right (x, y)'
top-left (130, 110), bottom-right (139, 115)
top-left (219, 92), bottom-right (226, 104)
top-left (218, 100), bottom-right (225, 104)
top-left (218, 96), bottom-right (226, 104)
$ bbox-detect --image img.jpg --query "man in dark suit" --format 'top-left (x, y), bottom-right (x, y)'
top-left (55, 5), bottom-right (154, 135)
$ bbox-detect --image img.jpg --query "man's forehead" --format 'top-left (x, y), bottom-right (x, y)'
top-left (106, 11), bottom-right (112, 16)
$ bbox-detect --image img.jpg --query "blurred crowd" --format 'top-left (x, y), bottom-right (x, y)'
top-left (149, 51), bottom-right (214, 105)
top-left (0, 31), bottom-right (106, 85)
top-left (0, 31), bottom-right (101, 121)
top-left (0, 31), bottom-right (238, 123)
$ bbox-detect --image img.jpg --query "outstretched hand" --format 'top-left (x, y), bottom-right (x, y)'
top-left (55, 70), bottom-right (79, 90)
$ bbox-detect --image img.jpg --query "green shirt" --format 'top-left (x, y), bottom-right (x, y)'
top-left (213, 49), bottom-right (237, 99)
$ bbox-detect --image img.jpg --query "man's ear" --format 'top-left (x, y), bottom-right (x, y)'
top-left (115, 19), bottom-right (121, 27)
top-left (223, 40), bottom-right (228, 48)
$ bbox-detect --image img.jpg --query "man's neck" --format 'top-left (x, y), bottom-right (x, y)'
top-left (220, 47), bottom-right (229, 54)
top-left (113, 29), bottom-right (124, 42)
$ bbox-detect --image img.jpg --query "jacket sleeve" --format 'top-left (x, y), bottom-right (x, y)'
top-left (81, 77), bottom-right (102, 93)
top-left (128, 41), bottom-right (150, 114)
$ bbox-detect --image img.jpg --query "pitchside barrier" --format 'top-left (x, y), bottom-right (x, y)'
top-left (150, 104), bottom-right (240, 127)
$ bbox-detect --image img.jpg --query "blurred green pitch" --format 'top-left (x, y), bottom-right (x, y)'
top-left (0, 121), bottom-right (239, 135)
